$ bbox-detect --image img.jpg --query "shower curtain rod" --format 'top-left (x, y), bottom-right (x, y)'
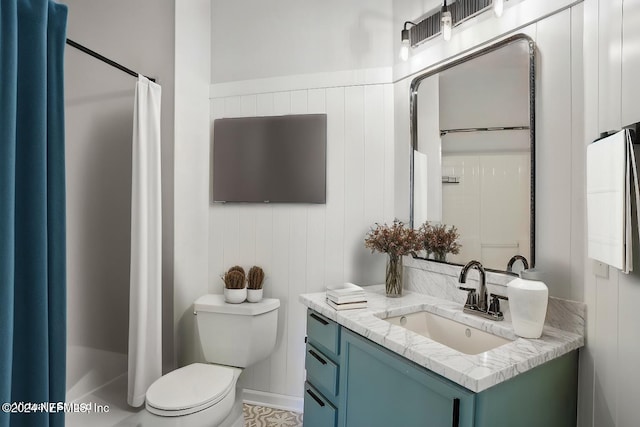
top-left (66, 38), bottom-right (156, 82)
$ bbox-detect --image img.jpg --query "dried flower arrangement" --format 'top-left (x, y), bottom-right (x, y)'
top-left (364, 219), bottom-right (421, 297)
top-left (418, 222), bottom-right (461, 260)
top-left (223, 265), bottom-right (246, 289)
top-left (248, 266), bottom-right (265, 290)
top-left (364, 219), bottom-right (421, 258)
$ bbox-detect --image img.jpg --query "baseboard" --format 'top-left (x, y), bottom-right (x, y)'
top-left (242, 389), bottom-right (304, 413)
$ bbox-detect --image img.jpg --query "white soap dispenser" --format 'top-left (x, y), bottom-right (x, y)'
top-left (507, 268), bottom-right (548, 338)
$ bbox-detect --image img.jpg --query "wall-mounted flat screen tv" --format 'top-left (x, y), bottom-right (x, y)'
top-left (212, 114), bottom-right (327, 203)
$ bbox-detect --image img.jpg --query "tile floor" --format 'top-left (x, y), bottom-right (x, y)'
top-left (243, 404), bottom-right (303, 427)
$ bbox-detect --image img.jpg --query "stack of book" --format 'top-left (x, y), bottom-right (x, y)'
top-left (325, 282), bottom-right (367, 310)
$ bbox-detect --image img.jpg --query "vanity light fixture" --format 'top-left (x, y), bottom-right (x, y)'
top-left (493, 0), bottom-right (504, 17)
top-left (441, 1), bottom-right (453, 41)
top-left (406, 0), bottom-right (493, 48)
top-left (400, 21), bottom-right (416, 61)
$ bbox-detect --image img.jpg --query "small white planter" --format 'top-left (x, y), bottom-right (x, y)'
top-left (247, 288), bottom-right (263, 303)
top-left (224, 287), bottom-right (247, 304)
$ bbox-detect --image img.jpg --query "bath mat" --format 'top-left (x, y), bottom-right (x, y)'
top-left (243, 403), bottom-right (303, 427)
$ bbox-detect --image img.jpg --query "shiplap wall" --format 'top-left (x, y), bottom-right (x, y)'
top-left (209, 84), bottom-right (394, 397)
top-left (582, 0), bottom-right (640, 426)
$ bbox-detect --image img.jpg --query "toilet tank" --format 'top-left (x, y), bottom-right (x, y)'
top-left (193, 295), bottom-right (280, 368)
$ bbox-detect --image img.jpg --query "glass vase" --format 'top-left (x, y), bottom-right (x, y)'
top-left (433, 251), bottom-right (447, 262)
top-left (385, 255), bottom-right (403, 297)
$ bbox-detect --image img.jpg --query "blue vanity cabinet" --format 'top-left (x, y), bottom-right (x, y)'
top-left (303, 308), bottom-right (579, 427)
top-left (335, 326), bottom-right (578, 427)
top-left (338, 328), bottom-right (475, 427)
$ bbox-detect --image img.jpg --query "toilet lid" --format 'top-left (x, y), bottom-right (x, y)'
top-left (146, 363), bottom-right (235, 411)
top-left (194, 294), bottom-right (280, 316)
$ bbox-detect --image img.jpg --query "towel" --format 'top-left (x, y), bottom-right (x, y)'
top-left (326, 282), bottom-right (367, 307)
top-left (587, 129), bottom-right (639, 273)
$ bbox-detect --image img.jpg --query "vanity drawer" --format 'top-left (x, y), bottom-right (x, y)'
top-left (305, 343), bottom-right (339, 398)
top-left (306, 310), bottom-right (339, 356)
top-left (303, 382), bottom-right (337, 427)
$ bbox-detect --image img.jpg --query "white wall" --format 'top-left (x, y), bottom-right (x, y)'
top-left (207, 84), bottom-right (394, 398)
top-left (210, 0), bottom-right (393, 83)
top-left (202, 0), bottom-right (396, 402)
top-left (581, 0), bottom-right (640, 426)
top-left (62, 0), bottom-right (175, 401)
top-left (173, 0), bottom-right (212, 368)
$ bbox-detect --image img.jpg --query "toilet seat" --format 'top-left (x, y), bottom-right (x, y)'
top-left (146, 363), bottom-right (237, 417)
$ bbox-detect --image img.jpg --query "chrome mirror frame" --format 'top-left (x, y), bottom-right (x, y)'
top-left (409, 34), bottom-right (536, 272)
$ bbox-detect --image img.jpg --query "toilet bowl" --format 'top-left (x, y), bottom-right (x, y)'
top-left (144, 295), bottom-right (280, 427)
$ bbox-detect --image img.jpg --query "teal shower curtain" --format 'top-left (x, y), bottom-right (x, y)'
top-left (0, 1), bottom-right (68, 426)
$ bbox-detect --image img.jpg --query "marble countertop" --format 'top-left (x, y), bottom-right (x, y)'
top-left (299, 285), bottom-right (584, 393)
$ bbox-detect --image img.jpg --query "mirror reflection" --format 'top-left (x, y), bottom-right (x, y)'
top-left (411, 37), bottom-right (535, 272)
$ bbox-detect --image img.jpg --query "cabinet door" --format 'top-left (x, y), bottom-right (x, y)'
top-left (339, 329), bottom-right (474, 427)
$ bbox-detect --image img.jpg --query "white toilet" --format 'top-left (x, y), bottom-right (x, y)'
top-left (144, 294), bottom-right (280, 427)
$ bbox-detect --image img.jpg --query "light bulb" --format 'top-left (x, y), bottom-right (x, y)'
top-left (441, 10), bottom-right (452, 41)
top-left (400, 44), bottom-right (409, 61)
top-left (493, 0), bottom-right (504, 17)
top-left (399, 27), bottom-right (411, 61)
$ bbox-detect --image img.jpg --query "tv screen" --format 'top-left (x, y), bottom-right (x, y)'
top-left (212, 114), bottom-right (327, 203)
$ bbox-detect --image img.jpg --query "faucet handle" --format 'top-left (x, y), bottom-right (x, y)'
top-left (458, 286), bottom-right (478, 307)
top-left (488, 293), bottom-right (508, 318)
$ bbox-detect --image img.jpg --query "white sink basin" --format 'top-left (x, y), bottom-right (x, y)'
top-left (383, 311), bottom-right (512, 355)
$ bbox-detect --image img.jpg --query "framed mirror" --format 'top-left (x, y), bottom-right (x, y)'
top-left (409, 35), bottom-right (536, 273)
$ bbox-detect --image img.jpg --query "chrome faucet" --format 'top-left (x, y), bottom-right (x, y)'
top-left (507, 255), bottom-right (529, 273)
top-left (458, 260), bottom-right (506, 321)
